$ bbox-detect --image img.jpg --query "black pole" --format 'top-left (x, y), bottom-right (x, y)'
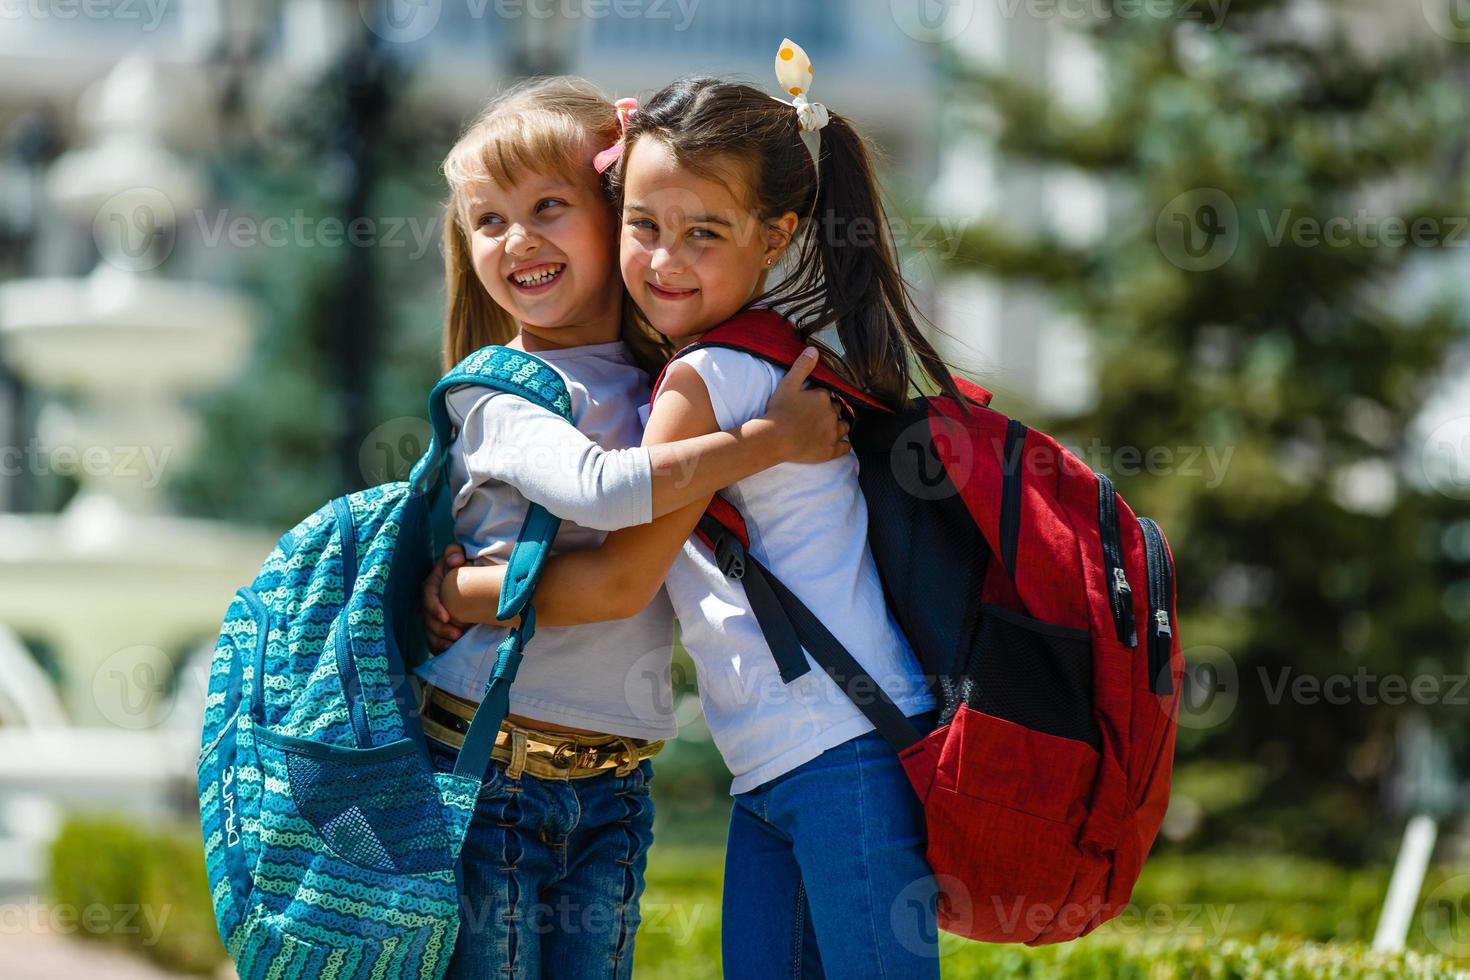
top-left (331, 34), bottom-right (391, 494)
top-left (3, 108), bottom-right (63, 513)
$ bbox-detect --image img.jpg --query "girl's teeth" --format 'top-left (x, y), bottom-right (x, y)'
top-left (514, 265), bottom-right (563, 285)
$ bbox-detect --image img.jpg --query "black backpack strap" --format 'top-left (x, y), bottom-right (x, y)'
top-left (697, 515), bottom-right (809, 685)
top-left (697, 512), bottom-right (922, 753)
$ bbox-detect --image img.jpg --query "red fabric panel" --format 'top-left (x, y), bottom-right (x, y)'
top-left (952, 375), bottom-right (995, 407)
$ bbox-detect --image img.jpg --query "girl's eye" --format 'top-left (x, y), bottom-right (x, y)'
top-left (690, 227), bottom-right (720, 241)
top-left (628, 218), bottom-right (657, 233)
top-left (477, 213), bottom-right (503, 228)
top-left (536, 198), bottom-right (565, 212)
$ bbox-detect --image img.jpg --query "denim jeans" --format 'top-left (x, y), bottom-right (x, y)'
top-left (426, 736), bottom-right (656, 980)
top-left (721, 713), bottom-right (940, 980)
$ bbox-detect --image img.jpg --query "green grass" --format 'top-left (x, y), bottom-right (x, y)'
top-left (632, 845), bottom-right (1470, 979)
top-left (47, 816), bottom-right (1470, 978)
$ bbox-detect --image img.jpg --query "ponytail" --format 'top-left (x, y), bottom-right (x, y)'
top-left (782, 114), bottom-right (962, 408)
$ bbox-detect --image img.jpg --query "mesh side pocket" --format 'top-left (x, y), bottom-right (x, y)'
top-left (282, 741), bottom-right (450, 876)
top-left (962, 605), bottom-right (1100, 749)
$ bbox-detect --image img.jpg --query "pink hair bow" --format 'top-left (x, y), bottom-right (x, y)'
top-left (593, 97), bottom-right (638, 174)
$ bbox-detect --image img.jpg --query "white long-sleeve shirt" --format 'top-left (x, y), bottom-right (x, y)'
top-left (413, 340), bottom-right (677, 740)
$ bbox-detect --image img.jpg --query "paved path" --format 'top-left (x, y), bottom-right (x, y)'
top-left (0, 912), bottom-right (224, 980)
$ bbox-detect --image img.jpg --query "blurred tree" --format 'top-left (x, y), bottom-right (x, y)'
top-left (947, 3), bottom-right (1470, 861)
top-left (168, 43), bottom-right (456, 529)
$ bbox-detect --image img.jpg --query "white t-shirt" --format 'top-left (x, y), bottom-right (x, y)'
top-left (653, 347), bottom-right (935, 794)
top-left (414, 340), bottom-right (677, 741)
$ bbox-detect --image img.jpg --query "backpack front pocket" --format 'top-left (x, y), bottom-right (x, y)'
top-left (911, 604), bottom-right (1106, 943)
top-left (245, 726), bottom-right (473, 979)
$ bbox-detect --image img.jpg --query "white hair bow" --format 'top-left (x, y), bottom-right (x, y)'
top-left (774, 38), bottom-right (829, 133)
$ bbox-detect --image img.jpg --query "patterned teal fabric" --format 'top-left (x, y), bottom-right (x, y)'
top-left (198, 346), bottom-right (571, 980)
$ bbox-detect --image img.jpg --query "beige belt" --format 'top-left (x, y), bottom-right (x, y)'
top-left (420, 684), bottom-right (662, 780)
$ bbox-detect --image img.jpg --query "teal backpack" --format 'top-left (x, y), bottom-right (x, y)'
top-left (197, 346), bottom-right (571, 979)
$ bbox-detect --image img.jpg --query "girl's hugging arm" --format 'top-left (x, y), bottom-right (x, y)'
top-left (452, 379), bottom-right (794, 533)
top-left (427, 349), bottom-right (845, 634)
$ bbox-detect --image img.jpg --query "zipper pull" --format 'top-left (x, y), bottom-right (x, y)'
top-left (1113, 567), bottom-right (1131, 594)
top-left (1154, 609), bottom-right (1172, 637)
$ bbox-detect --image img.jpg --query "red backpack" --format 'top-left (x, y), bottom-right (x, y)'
top-left (659, 309), bottom-right (1183, 945)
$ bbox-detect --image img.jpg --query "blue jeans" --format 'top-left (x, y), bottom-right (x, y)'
top-left (427, 737), bottom-right (656, 980)
top-left (722, 714), bottom-right (940, 980)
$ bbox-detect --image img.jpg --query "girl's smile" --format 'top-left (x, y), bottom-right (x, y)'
top-left (647, 281), bottom-right (699, 301)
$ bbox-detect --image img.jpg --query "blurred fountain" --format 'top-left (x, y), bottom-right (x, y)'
top-left (0, 57), bottom-right (275, 890)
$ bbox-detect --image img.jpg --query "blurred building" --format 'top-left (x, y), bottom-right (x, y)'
top-left (928, 0), bottom-right (1459, 416)
top-left (0, 0), bottom-right (943, 167)
top-left (2, 0), bottom-right (1461, 426)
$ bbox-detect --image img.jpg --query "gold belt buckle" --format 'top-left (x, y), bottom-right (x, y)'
top-left (549, 741), bottom-right (579, 771)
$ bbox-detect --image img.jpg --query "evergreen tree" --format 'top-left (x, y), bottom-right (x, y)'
top-left (947, 3), bottom-right (1470, 860)
top-left (169, 50), bottom-right (457, 529)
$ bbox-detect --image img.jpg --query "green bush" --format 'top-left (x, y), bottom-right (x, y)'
top-left (1126, 852), bottom-right (1390, 943)
top-left (939, 935), bottom-right (1465, 979)
top-left (48, 815), bottom-right (1470, 978)
top-left (49, 815), bottom-right (226, 975)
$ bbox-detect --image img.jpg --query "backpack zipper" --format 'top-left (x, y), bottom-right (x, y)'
top-left (1138, 517), bottom-right (1175, 695)
top-left (329, 496), bottom-right (372, 746)
top-left (999, 419), bottom-right (1028, 578)
top-left (330, 497), bottom-right (358, 599)
top-left (1096, 473), bottom-right (1137, 647)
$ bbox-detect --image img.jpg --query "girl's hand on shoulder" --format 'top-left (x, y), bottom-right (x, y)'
top-left (763, 347), bottom-right (851, 464)
top-left (421, 544), bottom-right (469, 652)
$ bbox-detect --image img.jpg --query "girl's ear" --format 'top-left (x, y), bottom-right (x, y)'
top-left (763, 210), bottom-right (800, 264)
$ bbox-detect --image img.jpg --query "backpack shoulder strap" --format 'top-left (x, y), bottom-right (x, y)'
top-left (652, 307), bottom-right (997, 411)
top-left (651, 308), bottom-right (892, 414)
top-left (408, 346), bottom-right (571, 622)
top-left (405, 346), bottom-right (576, 781)
top-left (696, 504), bottom-right (923, 751)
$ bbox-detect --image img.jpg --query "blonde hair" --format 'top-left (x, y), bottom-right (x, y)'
top-left (440, 76), bottom-right (672, 375)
